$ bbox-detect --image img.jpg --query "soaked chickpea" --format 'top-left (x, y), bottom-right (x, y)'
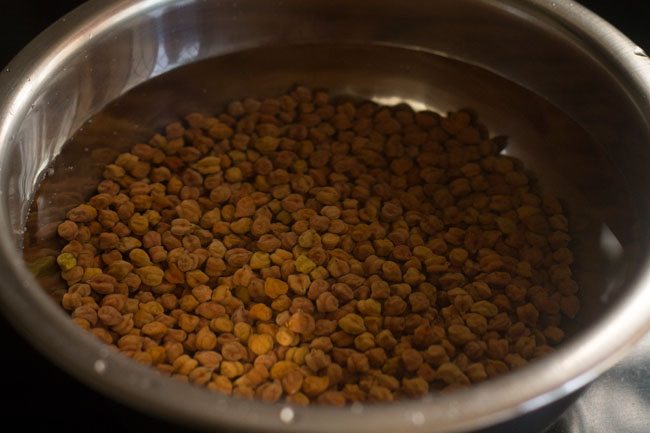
top-left (47, 87), bottom-right (579, 406)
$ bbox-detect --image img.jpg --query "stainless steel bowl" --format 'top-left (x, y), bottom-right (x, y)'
top-left (2, 1), bottom-right (650, 432)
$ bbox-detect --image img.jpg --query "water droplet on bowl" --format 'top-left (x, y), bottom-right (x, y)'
top-left (410, 411), bottom-right (425, 426)
top-left (94, 359), bottom-right (107, 374)
top-left (279, 406), bottom-right (294, 423)
top-left (350, 402), bottom-right (364, 413)
top-left (633, 46), bottom-right (648, 57)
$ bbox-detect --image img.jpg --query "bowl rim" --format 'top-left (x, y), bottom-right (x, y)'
top-left (1, 0), bottom-right (650, 432)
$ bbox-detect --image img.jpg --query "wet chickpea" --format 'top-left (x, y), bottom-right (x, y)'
top-left (249, 334), bottom-right (275, 355)
top-left (264, 278), bottom-right (288, 299)
top-left (338, 313), bottom-right (366, 335)
top-left (47, 87), bottom-right (579, 405)
top-left (287, 311), bottom-right (316, 335)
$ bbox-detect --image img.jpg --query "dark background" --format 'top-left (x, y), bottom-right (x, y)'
top-left (1, 1), bottom-right (649, 432)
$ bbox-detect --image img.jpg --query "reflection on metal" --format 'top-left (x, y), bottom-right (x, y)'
top-left (550, 333), bottom-right (650, 433)
top-left (151, 40), bottom-right (200, 77)
top-left (370, 95), bottom-right (433, 112)
top-left (600, 224), bottom-right (624, 260)
top-left (599, 224), bottom-right (626, 304)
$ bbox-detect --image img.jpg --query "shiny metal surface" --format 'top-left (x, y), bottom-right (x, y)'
top-left (2, 1), bottom-right (650, 432)
top-left (550, 332), bottom-right (650, 433)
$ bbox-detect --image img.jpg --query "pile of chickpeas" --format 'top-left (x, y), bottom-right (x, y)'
top-left (54, 87), bottom-right (580, 405)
